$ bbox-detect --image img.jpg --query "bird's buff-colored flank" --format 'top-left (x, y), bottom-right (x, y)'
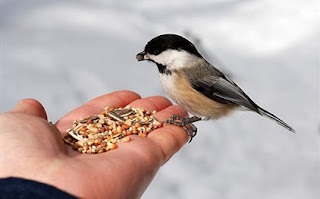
top-left (160, 70), bottom-right (236, 120)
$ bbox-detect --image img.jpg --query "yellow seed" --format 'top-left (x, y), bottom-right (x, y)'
top-left (87, 139), bottom-right (94, 146)
top-left (91, 127), bottom-right (99, 133)
top-left (116, 126), bottom-right (123, 133)
top-left (121, 136), bottom-right (131, 143)
top-left (125, 119), bottom-right (132, 126)
top-left (112, 123), bottom-right (117, 131)
top-left (138, 109), bottom-right (144, 117)
top-left (76, 140), bottom-right (84, 147)
top-left (106, 143), bottom-right (117, 150)
top-left (94, 138), bottom-right (102, 144)
top-left (98, 118), bottom-right (104, 124)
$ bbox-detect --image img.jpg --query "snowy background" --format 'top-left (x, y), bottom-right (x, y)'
top-left (2, 0), bottom-right (320, 198)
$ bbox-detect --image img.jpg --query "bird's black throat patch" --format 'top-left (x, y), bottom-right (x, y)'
top-left (156, 63), bottom-right (172, 75)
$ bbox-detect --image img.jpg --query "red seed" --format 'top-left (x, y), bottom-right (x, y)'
top-left (100, 142), bottom-right (107, 147)
top-left (111, 143), bottom-right (118, 149)
top-left (122, 123), bottom-right (130, 130)
top-left (99, 127), bottom-right (106, 133)
top-left (94, 138), bottom-right (102, 145)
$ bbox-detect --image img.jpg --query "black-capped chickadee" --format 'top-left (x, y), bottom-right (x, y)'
top-left (136, 34), bottom-right (295, 141)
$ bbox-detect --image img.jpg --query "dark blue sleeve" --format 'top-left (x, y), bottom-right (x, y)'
top-left (0, 177), bottom-right (77, 199)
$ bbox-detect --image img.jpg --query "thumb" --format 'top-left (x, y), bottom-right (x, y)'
top-left (9, 98), bottom-right (48, 120)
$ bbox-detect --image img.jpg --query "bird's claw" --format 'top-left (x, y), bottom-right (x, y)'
top-left (164, 115), bottom-right (198, 143)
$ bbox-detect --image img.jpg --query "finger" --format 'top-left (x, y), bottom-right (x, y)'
top-left (128, 95), bottom-right (173, 112)
top-left (9, 98), bottom-right (47, 120)
top-left (129, 96), bottom-right (189, 164)
top-left (55, 90), bottom-right (141, 134)
top-left (148, 105), bottom-right (189, 164)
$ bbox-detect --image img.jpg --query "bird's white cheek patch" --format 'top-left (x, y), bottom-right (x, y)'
top-left (149, 50), bottom-right (199, 70)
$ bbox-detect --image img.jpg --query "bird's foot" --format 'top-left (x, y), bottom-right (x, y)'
top-left (164, 115), bottom-right (201, 143)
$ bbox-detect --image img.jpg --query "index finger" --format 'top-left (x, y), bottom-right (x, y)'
top-left (128, 97), bottom-right (189, 165)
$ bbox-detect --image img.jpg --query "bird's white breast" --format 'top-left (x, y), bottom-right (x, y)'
top-left (159, 73), bottom-right (179, 102)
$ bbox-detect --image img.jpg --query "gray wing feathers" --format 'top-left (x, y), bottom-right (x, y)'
top-left (191, 76), bottom-right (259, 112)
top-left (190, 73), bottom-right (295, 133)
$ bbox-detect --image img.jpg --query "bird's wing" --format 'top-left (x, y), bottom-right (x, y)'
top-left (191, 75), bottom-right (259, 112)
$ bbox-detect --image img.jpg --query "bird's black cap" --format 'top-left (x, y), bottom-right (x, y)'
top-left (144, 34), bottom-right (202, 58)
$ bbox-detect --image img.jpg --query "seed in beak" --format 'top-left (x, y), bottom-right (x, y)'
top-left (136, 52), bottom-right (146, 61)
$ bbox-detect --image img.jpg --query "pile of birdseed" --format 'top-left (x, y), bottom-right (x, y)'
top-left (63, 106), bottom-right (163, 154)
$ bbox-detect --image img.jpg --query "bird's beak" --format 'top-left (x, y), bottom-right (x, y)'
top-left (136, 51), bottom-right (148, 61)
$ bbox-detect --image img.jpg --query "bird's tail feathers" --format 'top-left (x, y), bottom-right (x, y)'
top-left (257, 107), bottom-right (295, 133)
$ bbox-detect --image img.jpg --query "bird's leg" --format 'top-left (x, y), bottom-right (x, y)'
top-left (164, 115), bottom-right (202, 143)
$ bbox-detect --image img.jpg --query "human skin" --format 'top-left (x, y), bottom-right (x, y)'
top-left (0, 90), bottom-right (189, 199)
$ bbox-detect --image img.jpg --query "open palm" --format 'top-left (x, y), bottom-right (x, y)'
top-left (1, 90), bottom-right (189, 199)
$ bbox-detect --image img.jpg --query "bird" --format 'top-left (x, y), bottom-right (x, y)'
top-left (136, 34), bottom-right (295, 141)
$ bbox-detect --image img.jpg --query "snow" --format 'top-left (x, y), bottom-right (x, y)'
top-left (2, 0), bottom-right (320, 198)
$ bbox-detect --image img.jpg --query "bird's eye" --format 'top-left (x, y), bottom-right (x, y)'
top-left (152, 49), bottom-right (160, 55)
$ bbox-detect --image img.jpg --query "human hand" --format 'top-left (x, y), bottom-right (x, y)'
top-left (0, 90), bottom-right (189, 198)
